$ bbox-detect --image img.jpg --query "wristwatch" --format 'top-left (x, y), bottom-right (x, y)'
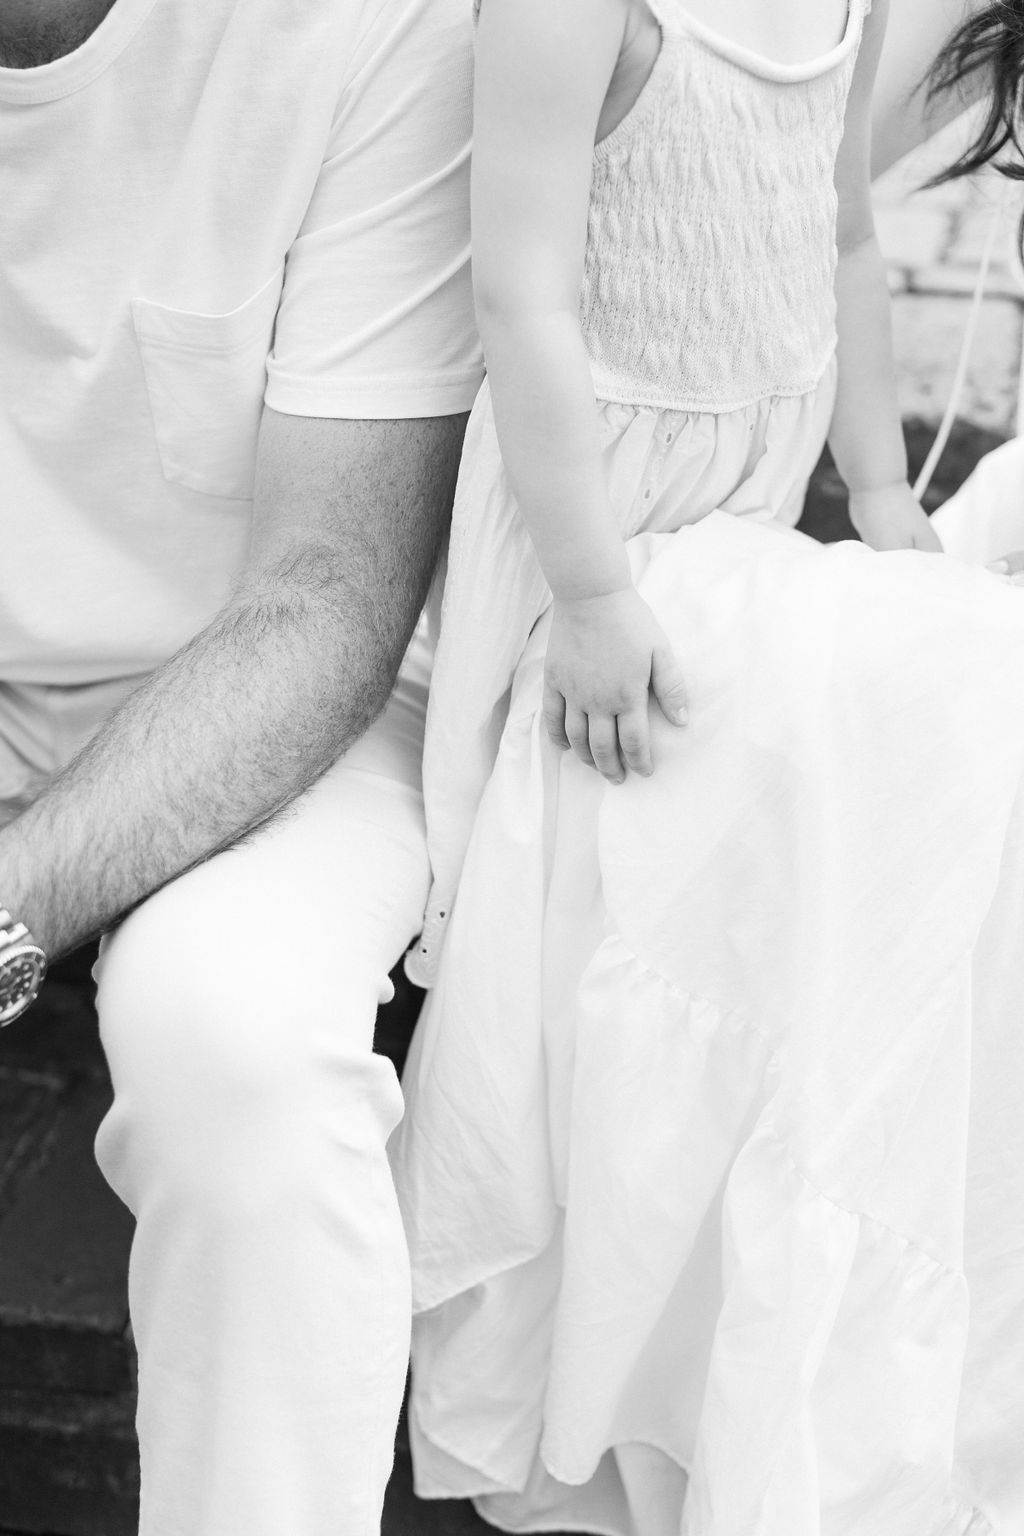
top-left (0, 907), bottom-right (47, 1026)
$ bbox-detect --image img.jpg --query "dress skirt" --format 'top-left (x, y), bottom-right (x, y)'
top-left (390, 378), bottom-right (1024, 1536)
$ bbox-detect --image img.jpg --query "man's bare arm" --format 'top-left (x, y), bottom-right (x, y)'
top-left (0, 407), bottom-right (467, 957)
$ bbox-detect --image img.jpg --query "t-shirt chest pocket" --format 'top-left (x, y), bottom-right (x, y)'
top-left (131, 268), bottom-right (283, 501)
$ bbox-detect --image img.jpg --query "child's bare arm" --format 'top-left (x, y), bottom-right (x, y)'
top-left (473, 0), bottom-right (687, 781)
top-left (829, 0), bottom-right (942, 552)
top-left (473, 0), bottom-right (629, 599)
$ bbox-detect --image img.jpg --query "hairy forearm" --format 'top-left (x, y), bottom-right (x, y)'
top-left (480, 304), bottom-right (629, 598)
top-left (829, 233), bottom-right (909, 495)
top-left (0, 411), bottom-right (464, 957)
top-left (0, 564), bottom-right (404, 956)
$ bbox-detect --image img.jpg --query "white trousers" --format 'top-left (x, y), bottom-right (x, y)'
top-left (0, 631), bottom-right (433, 1536)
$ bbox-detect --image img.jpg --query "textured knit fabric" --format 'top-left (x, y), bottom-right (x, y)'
top-left (474, 0), bottom-right (867, 411)
top-left (583, 0), bottom-right (867, 411)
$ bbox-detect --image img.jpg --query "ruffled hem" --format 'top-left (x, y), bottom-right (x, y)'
top-left (411, 1435), bottom-right (995, 1536)
top-left (404, 932), bottom-right (977, 1529)
top-left (431, 1480), bottom-right (994, 1536)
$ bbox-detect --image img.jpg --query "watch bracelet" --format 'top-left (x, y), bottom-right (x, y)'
top-left (0, 908), bottom-right (32, 953)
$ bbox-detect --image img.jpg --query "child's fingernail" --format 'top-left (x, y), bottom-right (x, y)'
top-left (674, 709), bottom-right (688, 724)
top-left (990, 559), bottom-right (1010, 574)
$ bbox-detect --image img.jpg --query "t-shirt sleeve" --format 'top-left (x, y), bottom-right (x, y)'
top-left (264, 0), bottom-right (483, 420)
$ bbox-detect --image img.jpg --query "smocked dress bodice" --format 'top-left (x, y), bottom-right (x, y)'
top-left (583, 0), bottom-right (869, 411)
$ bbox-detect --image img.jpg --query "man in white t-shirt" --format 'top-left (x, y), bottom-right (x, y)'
top-left (0, 0), bottom-right (481, 1531)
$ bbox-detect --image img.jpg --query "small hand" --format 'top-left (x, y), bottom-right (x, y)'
top-left (542, 586), bottom-right (688, 783)
top-left (849, 482), bottom-right (943, 553)
top-left (987, 551), bottom-right (1024, 585)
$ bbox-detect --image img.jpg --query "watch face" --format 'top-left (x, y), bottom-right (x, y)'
top-left (0, 946), bottom-right (47, 1026)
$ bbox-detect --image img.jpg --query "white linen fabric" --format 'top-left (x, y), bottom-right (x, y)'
top-left (393, 429), bottom-right (1024, 1535)
top-left (0, 0), bottom-right (480, 685)
top-left (931, 435), bottom-right (1024, 565)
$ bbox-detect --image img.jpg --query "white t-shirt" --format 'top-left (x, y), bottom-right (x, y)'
top-left (0, 0), bottom-right (482, 684)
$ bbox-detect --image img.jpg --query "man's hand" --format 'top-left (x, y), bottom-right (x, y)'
top-left (0, 408), bottom-right (466, 958)
top-left (849, 481), bottom-right (943, 553)
top-left (542, 586), bottom-right (688, 784)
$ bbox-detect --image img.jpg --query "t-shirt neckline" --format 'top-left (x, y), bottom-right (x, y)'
top-left (0, 0), bottom-right (159, 105)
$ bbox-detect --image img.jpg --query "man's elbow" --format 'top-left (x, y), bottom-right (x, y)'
top-left (227, 550), bottom-right (409, 701)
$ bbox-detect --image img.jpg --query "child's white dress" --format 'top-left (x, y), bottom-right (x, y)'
top-left (391, 5), bottom-right (1024, 1534)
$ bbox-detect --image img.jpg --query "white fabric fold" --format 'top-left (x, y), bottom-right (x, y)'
top-left (394, 503), bottom-right (1024, 1536)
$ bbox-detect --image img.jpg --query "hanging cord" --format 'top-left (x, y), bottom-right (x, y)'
top-left (913, 189), bottom-right (1008, 501)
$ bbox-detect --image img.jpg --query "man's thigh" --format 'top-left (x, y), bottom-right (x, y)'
top-left (96, 758), bottom-right (431, 1073)
top-left (89, 760), bottom-right (431, 1536)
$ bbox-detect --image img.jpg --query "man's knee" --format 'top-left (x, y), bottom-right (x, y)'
top-left (93, 862), bottom-right (403, 1216)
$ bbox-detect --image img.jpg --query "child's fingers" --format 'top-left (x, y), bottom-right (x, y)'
top-left (542, 682), bottom-right (571, 750)
top-left (588, 714), bottom-right (625, 783)
top-left (617, 706), bottom-right (652, 776)
top-left (988, 550), bottom-right (1024, 576)
top-left (564, 704), bottom-right (595, 767)
top-left (650, 643), bottom-right (689, 726)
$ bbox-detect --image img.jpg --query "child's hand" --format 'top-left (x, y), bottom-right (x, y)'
top-left (988, 551), bottom-right (1024, 585)
top-left (849, 483), bottom-right (943, 553)
top-left (542, 587), bottom-right (688, 783)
